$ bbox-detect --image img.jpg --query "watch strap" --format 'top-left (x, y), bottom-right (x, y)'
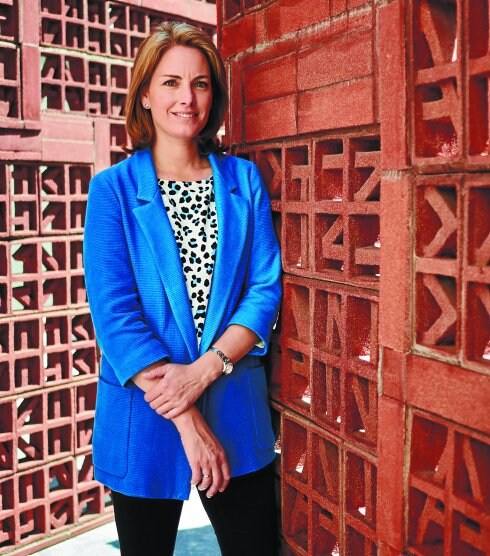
top-left (208, 346), bottom-right (233, 375)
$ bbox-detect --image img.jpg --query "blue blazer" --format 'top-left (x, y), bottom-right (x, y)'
top-left (83, 148), bottom-right (282, 499)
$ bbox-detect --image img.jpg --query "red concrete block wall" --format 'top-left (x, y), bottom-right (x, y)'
top-left (220, 0), bottom-right (490, 554)
top-left (0, 1), bottom-right (215, 554)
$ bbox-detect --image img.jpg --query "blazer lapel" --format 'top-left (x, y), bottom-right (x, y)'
top-left (200, 153), bottom-right (249, 354)
top-left (132, 149), bottom-right (198, 361)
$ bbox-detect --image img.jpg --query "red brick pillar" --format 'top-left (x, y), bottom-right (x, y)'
top-left (378, 1), bottom-right (490, 554)
top-left (0, 2), bottom-right (215, 554)
top-left (219, 0), bottom-right (490, 554)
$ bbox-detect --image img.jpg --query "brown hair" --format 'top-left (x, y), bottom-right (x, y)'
top-left (125, 21), bottom-right (228, 155)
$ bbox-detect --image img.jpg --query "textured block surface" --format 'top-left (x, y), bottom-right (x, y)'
top-left (221, 0), bottom-right (489, 553)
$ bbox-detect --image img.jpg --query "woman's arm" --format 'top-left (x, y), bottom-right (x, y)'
top-left (142, 324), bottom-right (258, 418)
top-left (225, 162), bottom-right (282, 351)
top-left (84, 173), bottom-right (171, 386)
top-left (132, 368), bottom-right (230, 497)
top-left (173, 408), bottom-right (230, 498)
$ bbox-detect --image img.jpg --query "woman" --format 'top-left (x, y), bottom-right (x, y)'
top-left (83, 21), bottom-right (282, 556)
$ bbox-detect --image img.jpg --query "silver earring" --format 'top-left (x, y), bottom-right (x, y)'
top-left (144, 104), bottom-right (150, 109)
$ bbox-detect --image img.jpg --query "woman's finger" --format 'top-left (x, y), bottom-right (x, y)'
top-left (162, 400), bottom-right (192, 420)
top-left (141, 364), bottom-right (169, 380)
top-left (147, 395), bottom-right (179, 417)
top-left (206, 463), bottom-right (223, 498)
top-left (190, 463), bottom-right (202, 487)
top-left (148, 394), bottom-right (169, 411)
top-left (219, 461), bottom-right (231, 492)
top-left (144, 383), bottom-right (165, 403)
top-left (197, 471), bottom-right (213, 492)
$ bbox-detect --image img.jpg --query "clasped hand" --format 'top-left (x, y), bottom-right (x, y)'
top-left (143, 362), bottom-right (206, 419)
top-left (141, 362), bottom-right (230, 496)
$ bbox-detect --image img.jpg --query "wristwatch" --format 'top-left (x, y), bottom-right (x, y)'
top-left (208, 347), bottom-right (234, 375)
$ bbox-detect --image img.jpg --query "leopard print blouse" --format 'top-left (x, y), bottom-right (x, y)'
top-left (158, 176), bottom-right (218, 343)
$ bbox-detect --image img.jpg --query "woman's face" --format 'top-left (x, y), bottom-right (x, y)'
top-left (141, 45), bottom-right (213, 145)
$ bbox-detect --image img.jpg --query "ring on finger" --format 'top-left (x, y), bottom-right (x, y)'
top-left (202, 473), bottom-right (211, 479)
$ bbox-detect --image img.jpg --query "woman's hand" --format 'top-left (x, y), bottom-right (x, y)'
top-left (138, 326), bottom-right (260, 419)
top-left (143, 352), bottom-right (222, 419)
top-left (131, 360), bottom-right (166, 392)
top-left (173, 407), bottom-right (230, 497)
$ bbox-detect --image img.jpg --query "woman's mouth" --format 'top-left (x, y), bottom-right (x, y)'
top-left (172, 112), bottom-right (197, 119)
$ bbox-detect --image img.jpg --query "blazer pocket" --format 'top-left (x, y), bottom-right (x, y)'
top-left (93, 377), bottom-right (133, 478)
top-left (247, 368), bottom-right (275, 452)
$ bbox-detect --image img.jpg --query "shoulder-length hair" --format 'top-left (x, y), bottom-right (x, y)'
top-left (125, 21), bottom-right (228, 155)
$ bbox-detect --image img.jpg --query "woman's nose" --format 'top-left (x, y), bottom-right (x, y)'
top-left (179, 83), bottom-right (194, 105)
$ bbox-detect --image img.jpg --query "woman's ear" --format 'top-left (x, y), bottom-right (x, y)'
top-left (140, 90), bottom-right (150, 110)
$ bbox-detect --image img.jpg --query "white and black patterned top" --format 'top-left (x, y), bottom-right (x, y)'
top-left (158, 176), bottom-right (218, 343)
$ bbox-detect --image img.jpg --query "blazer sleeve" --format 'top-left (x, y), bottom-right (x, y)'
top-left (227, 162), bottom-right (282, 355)
top-left (83, 172), bottom-right (170, 386)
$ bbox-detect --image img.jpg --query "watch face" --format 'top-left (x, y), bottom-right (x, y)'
top-left (224, 361), bottom-right (233, 375)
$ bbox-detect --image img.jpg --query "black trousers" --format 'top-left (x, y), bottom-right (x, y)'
top-left (111, 463), bottom-right (279, 556)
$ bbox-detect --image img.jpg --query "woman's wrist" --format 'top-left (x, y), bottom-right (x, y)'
top-left (172, 406), bottom-right (200, 434)
top-left (192, 351), bottom-right (224, 386)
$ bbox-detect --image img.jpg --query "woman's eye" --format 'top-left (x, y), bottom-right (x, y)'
top-left (163, 79), bottom-right (177, 87)
top-left (194, 81), bottom-right (209, 89)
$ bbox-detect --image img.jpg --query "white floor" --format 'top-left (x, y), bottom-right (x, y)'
top-left (36, 488), bottom-right (220, 555)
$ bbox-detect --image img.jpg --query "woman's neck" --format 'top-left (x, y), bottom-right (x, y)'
top-left (151, 139), bottom-right (211, 181)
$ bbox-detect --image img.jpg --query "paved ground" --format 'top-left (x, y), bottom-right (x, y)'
top-left (36, 488), bottom-right (221, 555)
